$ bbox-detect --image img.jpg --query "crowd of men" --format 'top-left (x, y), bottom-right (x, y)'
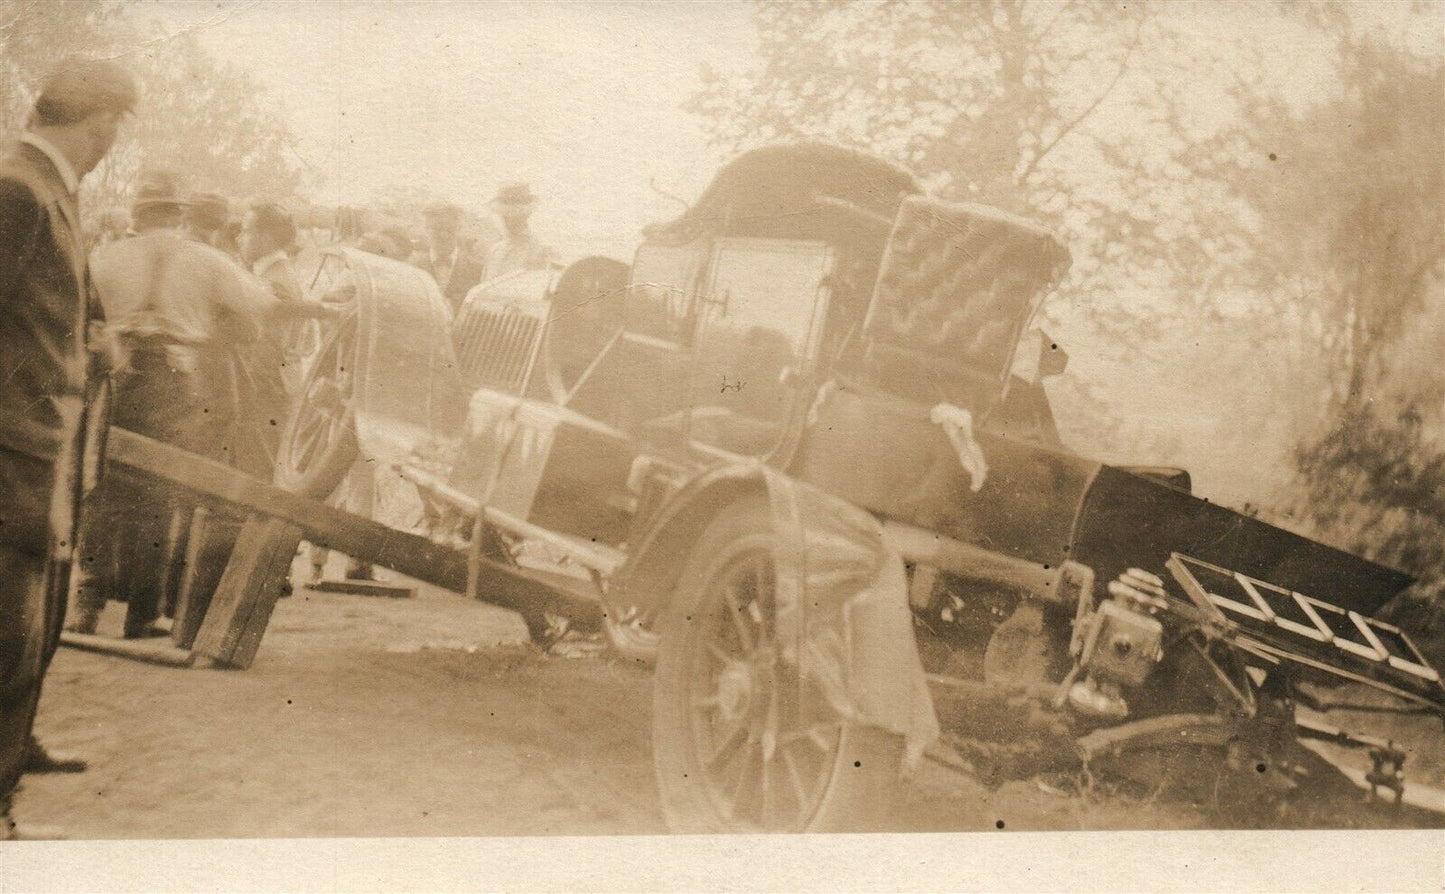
top-left (0, 58), bottom-right (554, 837)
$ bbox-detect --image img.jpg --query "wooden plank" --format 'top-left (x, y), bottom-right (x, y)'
top-left (106, 428), bottom-right (601, 627)
top-left (59, 631), bottom-right (195, 668)
top-left (310, 578), bottom-right (415, 599)
top-left (110, 428), bottom-right (465, 586)
top-left (192, 515), bottom-right (303, 669)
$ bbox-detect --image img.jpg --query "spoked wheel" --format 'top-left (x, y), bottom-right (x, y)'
top-left (653, 497), bottom-right (903, 833)
top-left (275, 313), bottom-right (359, 498)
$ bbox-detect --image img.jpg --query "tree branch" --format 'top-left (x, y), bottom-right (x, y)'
top-left (1030, 0), bottom-right (1075, 46)
top-left (1017, 18), bottom-right (1142, 184)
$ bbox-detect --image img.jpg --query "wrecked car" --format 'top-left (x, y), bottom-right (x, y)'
top-left (276, 143), bottom-right (1444, 832)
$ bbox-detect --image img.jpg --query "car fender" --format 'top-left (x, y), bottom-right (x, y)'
top-left (327, 247), bottom-right (465, 464)
top-left (607, 461), bottom-right (768, 623)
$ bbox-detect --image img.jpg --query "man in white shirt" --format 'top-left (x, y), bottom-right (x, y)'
top-left (484, 182), bottom-right (554, 281)
top-left (80, 178), bottom-right (333, 638)
top-left (79, 171), bottom-right (277, 640)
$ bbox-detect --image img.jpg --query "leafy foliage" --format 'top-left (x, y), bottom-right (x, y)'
top-left (688, 2), bottom-right (1264, 332)
top-left (0, 0), bottom-right (304, 217)
top-left (1244, 33), bottom-right (1445, 408)
top-left (1238, 27), bottom-right (1445, 622)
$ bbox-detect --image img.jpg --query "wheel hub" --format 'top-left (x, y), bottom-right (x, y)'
top-left (715, 659), bottom-right (755, 724)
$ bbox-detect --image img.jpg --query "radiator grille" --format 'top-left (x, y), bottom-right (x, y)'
top-left (454, 301), bottom-right (546, 394)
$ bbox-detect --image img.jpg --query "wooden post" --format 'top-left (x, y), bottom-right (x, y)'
top-left (170, 507), bottom-right (209, 649)
top-left (156, 506), bottom-right (190, 621)
top-left (191, 515), bottom-right (304, 669)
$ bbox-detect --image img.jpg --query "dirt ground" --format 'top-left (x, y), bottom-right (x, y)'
top-left (14, 565), bottom-right (1443, 839)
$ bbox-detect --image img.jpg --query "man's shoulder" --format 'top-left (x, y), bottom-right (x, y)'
top-left (484, 240), bottom-right (510, 264)
top-left (265, 252), bottom-right (299, 277)
top-left (0, 144), bottom-right (65, 204)
top-left (90, 233), bottom-right (146, 266)
top-left (0, 146), bottom-right (47, 210)
top-left (0, 173), bottom-right (40, 213)
top-left (177, 238), bottom-right (245, 270)
top-left (95, 233), bottom-right (240, 272)
top-left (458, 246), bottom-right (486, 270)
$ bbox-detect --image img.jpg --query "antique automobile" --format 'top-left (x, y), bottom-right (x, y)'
top-left (276, 143), bottom-right (1444, 832)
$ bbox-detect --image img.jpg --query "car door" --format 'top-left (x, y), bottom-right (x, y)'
top-left (682, 237), bottom-right (835, 459)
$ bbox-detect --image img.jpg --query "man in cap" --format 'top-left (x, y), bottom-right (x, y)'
top-left (411, 202), bottom-right (484, 313)
top-left (484, 182), bottom-right (553, 281)
top-left (0, 56), bottom-right (136, 835)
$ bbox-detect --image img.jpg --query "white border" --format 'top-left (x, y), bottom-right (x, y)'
top-left (8, 831), bottom-right (1445, 893)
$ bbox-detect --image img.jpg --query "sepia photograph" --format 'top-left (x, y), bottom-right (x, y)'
top-left (0, 0), bottom-right (1442, 889)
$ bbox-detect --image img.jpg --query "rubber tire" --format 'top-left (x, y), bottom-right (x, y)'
top-left (652, 496), bottom-right (904, 832)
top-left (274, 326), bottom-right (359, 500)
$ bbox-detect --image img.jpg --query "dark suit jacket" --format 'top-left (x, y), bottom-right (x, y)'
top-left (411, 246), bottom-right (485, 313)
top-left (0, 142), bottom-right (95, 556)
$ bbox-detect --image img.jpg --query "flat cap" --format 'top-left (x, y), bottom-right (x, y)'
top-left (35, 57), bottom-right (138, 125)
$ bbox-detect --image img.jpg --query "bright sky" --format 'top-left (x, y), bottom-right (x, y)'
top-left (146, 0), bottom-right (756, 261)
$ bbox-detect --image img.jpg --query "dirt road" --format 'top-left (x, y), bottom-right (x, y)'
top-left (14, 571), bottom-right (1441, 838)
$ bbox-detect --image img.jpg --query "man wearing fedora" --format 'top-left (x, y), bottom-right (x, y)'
top-left (484, 182), bottom-right (554, 282)
top-left (81, 170), bottom-right (282, 641)
top-left (412, 202), bottom-right (485, 313)
top-left (81, 175), bottom-right (337, 638)
top-left (0, 56), bottom-right (136, 836)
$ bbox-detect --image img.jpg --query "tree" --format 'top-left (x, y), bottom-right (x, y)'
top-left (687, 1), bottom-right (1266, 329)
top-left (1246, 37), bottom-right (1444, 410)
top-left (689, 1), bottom-right (1146, 206)
top-left (686, 1), bottom-right (1290, 484)
top-left (90, 29), bottom-right (306, 211)
top-left (1, 1), bottom-right (305, 217)
top-left (1241, 28), bottom-right (1445, 621)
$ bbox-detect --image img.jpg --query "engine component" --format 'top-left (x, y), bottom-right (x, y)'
top-left (1064, 568), bottom-right (1167, 721)
top-left (1366, 744), bottom-right (1407, 806)
top-left (984, 600), bottom-right (1053, 687)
